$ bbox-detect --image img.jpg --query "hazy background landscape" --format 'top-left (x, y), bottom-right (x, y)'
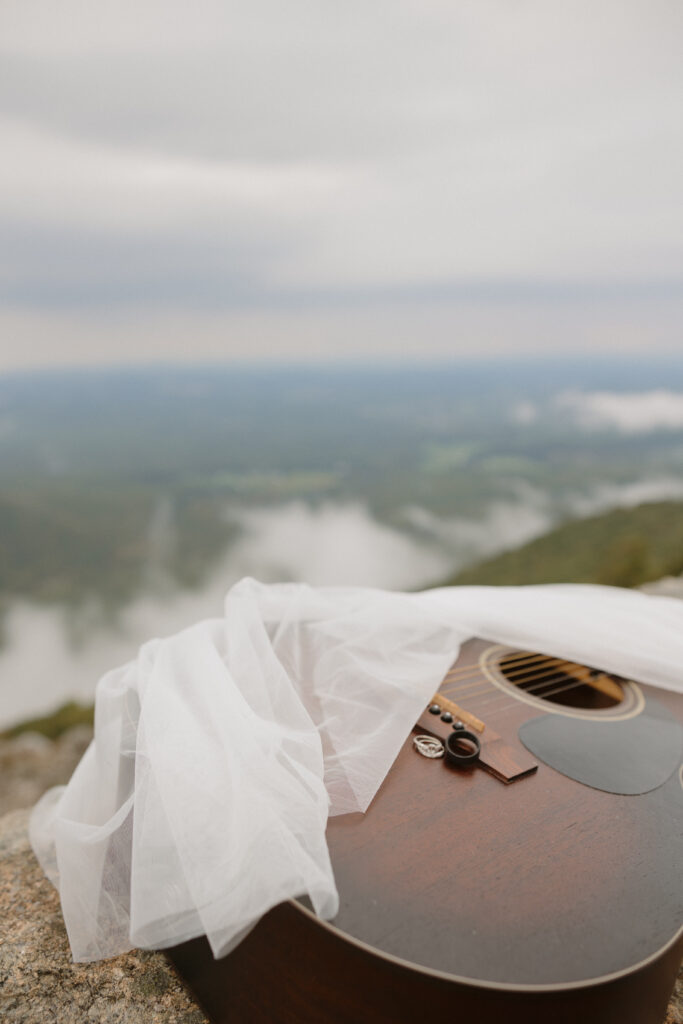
top-left (2, 355), bottom-right (683, 726)
top-left (1, 1), bottom-right (682, 728)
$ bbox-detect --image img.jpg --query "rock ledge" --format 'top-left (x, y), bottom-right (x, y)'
top-left (0, 808), bottom-right (208, 1024)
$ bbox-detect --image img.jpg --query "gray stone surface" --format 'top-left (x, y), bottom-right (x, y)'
top-left (0, 808), bottom-right (208, 1024)
top-left (0, 725), bottom-right (93, 817)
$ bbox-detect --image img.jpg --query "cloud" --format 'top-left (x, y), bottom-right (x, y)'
top-left (566, 476), bottom-right (683, 515)
top-left (0, 119), bottom-right (350, 233)
top-left (225, 501), bottom-right (446, 588)
top-left (0, 500), bottom-right (447, 726)
top-left (511, 401), bottom-right (538, 424)
top-left (402, 486), bottom-right (554, 565)
top-left (0, 0), bottom-right (682, 366)
top-left (0, 492), bottom-right (562, 726)
top-left (402, 474), bottom-right (683, 567)
top-left (3, 295), bottom-right (683, 371)
top-left (557, 390), bottom-right (683, 433)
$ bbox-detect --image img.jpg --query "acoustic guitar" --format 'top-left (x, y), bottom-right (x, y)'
top-left (168, 638), bottom-right (683, 1023)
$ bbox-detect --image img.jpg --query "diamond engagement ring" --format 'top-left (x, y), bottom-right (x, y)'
top-left (413, 735), bottom-right (445, 759)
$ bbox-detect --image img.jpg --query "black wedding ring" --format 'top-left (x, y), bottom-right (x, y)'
top-left (444, 727), bottom-right (481, 767)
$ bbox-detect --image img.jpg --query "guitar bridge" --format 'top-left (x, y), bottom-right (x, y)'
top-left (415, 696), bottom-right (538, 784)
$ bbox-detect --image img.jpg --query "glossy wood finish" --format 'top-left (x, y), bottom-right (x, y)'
top-left (169, 906), bottom-right (683, 1024)
top-left (325, 640), bottom-right (683, 986)
top-left (168, 638), bottom-right (683, 1021)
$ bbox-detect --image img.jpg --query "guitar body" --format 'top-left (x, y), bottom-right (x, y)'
top-left (169, 639), bottom-right (683, 1023)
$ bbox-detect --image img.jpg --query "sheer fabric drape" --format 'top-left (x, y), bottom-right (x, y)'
top-left (30, 579), bottom-right (683, 962)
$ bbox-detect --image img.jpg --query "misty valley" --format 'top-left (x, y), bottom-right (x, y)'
top-left (2, 357), bottom-right (683, 726)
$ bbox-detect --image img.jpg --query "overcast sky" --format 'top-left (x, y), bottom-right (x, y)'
top-left (1, 0), bottom-right (682, 370)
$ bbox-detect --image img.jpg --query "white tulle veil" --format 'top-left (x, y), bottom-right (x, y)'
top-left (29, 578), bottom-right (683, 962)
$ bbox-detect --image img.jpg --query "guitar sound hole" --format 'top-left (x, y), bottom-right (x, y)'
top-left (497, 651), bottom-right (625, 710)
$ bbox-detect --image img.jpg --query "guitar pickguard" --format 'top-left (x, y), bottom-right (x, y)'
top-left (518, 696), bottom-right (683, 794)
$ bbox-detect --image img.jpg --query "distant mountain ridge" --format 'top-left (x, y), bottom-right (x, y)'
top-left (443, 500), bottom-right (683, 589)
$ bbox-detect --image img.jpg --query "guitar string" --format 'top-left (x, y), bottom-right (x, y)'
top-left (440, 649), bottom-right (538, 678)
top-left (450, 652), bottom-right (615, 691)
top-left (439, 657), bottom-right (596, 700)
top-left (438, 667), bottom-right (610, 724)
top-left (440, 668), bottom-right (581, 703)
top-left (439, 676), bottom-right (593, 715)
top-left (428, 650), bottom-right (623, 724)
top-left (432, 660), bottom-right (622, 719)
top-left (440, 649), bottom-right (556, 682)
top-left (432, 677), bottom-right (619, 730)
top-left (454, 676), bottom-right (600, 717)
top-left (444, 655), bottom-right (540, 679)
top-left (480, 671), bottom-right (584, 703)
top-left (440, 653), bottom-right (600, 691)
top-left (439, 664), bottom-right (561, 698)
top-left (439, 675), bottom-right (555, 705)
top-left (479, 673), bottom-right (603, 709)
top-left (468, 665), bottom-right (617, 704)
top-left (481, 676), bottom-right (618, 721)
top-left (437, 651), bottom-right (562, 687)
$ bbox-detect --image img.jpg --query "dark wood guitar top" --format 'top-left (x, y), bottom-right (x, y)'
top-left (168, 637), bottom-right (683, 1024)
top-left (319, 639), bottom-right (683, 988)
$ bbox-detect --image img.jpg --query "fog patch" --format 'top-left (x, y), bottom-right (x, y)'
top-left (5, 483), bottom-right (683, 728)
top-left (224, 501), bottom-right (445, 588)
top-left (0, 501), bottom-right (447, 727)
top-left (557, 390), bottom-right (683, 433)
top-left (402, 475), bottom-right (683, 570)
top-left (142, 493), bottom-right (178, 592)
top-left (511, 400), bottom-right (538, 424)
top-left (566, 476), bottom-right (683, 517)
top-left (402, 484), bottom-right (553, 567)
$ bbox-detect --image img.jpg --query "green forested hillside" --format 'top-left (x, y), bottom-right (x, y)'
top-left (445, 501), bottom-right (683, 588)
top-left (0, 483), bottom-right (237, 609)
